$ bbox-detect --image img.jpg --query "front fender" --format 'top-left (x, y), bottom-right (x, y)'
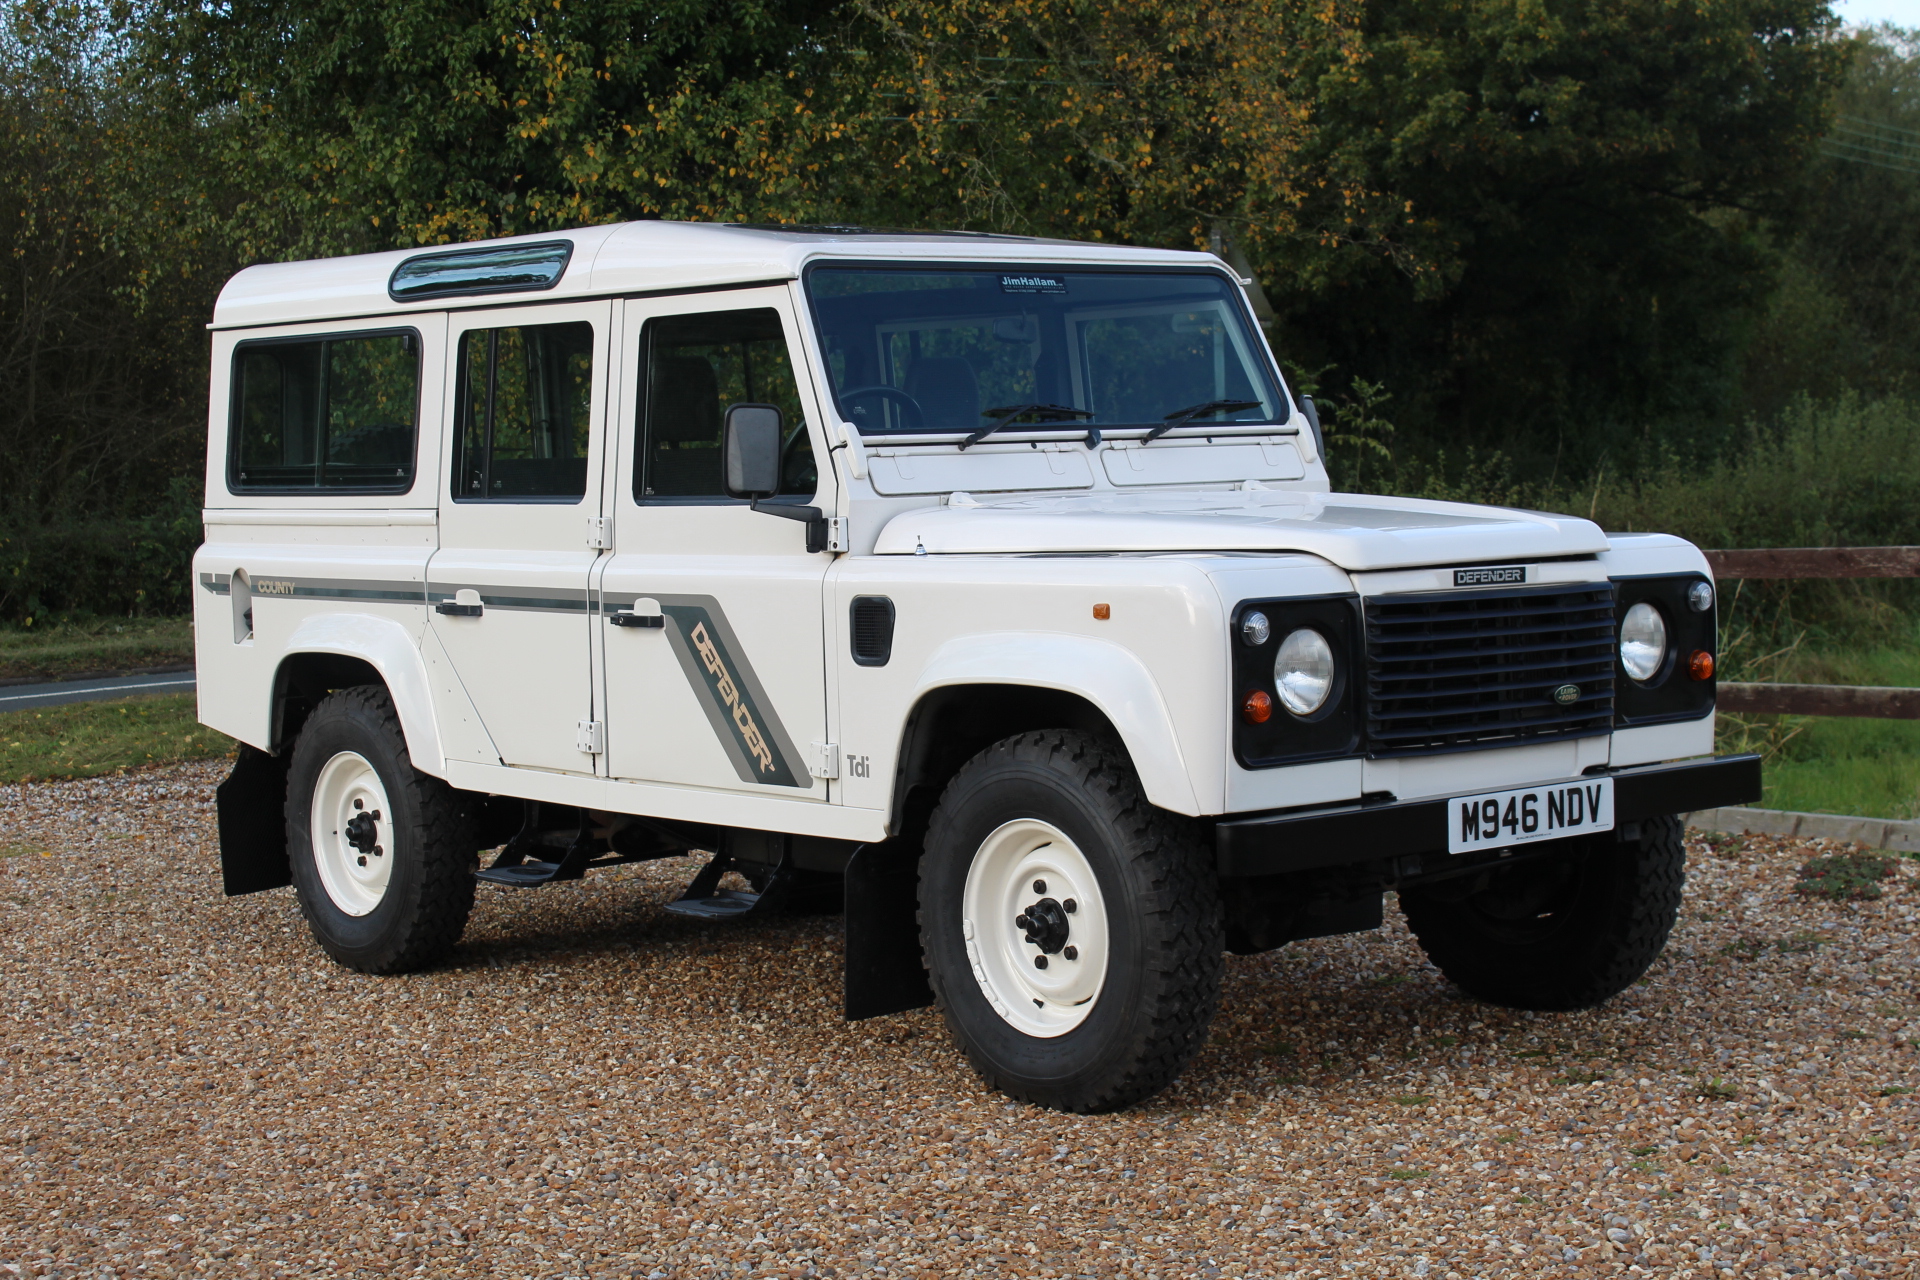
top-left (280, 612), bottom-right (447, 778)
top-left (909, 631), bottom-right (1199, 815)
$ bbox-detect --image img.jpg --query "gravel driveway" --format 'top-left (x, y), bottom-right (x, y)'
top-left (3, 761), bottom-right (1916, 1279)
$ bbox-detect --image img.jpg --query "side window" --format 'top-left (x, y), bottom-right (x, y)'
top-left (636, 308), bottom-right (815, 500)
top-left (229, 330), bottom-right (419, 492)
top-left (453, 321), bottom-right (594, 500)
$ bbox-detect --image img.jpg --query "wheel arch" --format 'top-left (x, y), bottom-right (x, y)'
top-left (891, 633), bottom-right (1200, 828)
top-left (272, 613), bottom-right (445, 777)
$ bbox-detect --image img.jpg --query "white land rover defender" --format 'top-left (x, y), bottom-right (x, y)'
top-left (198, 222), bottom-right (1759, 1112)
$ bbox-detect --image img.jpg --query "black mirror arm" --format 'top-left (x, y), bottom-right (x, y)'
top-left (749, 500), bottom-right (834, 554)
top-left (749, 500), bottom-right (820, 523)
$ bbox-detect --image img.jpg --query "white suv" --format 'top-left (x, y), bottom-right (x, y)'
top-left (198, 222), bottom-right (1758, 1112)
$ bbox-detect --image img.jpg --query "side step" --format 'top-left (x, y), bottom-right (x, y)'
top-left (661, 888), bottom-right (764, 920)
top-left (661, 852), bottom-right (788, 920)
top-left (475, 804), bottom-right (698, 888)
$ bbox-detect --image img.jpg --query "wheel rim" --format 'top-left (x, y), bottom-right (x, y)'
top-left (961, 819), bottom-right (1109, 1038)
top-left (311, 751), bottom-right (394, 917)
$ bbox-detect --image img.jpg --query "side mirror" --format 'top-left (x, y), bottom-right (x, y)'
top-left (723, 403), bottom-right (784, 499)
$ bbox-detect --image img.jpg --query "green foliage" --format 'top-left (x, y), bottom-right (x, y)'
top-left (0, 477), bottom-right (204, 622)
top-left (1742, 27), bottom-right (1920, 419)
top-left (1796, 850), bottom-right (1898, 899)
top-left (1266, 0), bottom-right (1845, 472)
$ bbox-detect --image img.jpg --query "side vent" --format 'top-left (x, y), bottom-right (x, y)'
top-left (850, 596), bottom-right (896, 667)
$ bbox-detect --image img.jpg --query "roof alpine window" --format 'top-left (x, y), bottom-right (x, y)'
top-left (388, 241), bottom-right (574, 302)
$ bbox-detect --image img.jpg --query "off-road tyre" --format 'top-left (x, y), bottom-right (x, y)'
top-left (286, 685), bottom-right (478, 974)
top-left (918, 730), bottom-right (1224, 1113)
top-left (1398, 814), bottom-right (1686, 1011)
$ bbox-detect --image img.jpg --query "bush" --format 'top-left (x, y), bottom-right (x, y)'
top-left (0, 477), bottom-right (202, 624)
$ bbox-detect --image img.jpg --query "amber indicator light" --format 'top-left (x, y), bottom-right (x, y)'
top-left (1688, 650), bottom-right (1715, 681)
top-left (1242, 690), bottom-right (1273, 724)
top-left (1092, 603), bottom-right (1111, 620)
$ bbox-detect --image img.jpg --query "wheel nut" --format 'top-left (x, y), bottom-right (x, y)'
top-left (1033, 879), bottom-right (1046, 894)
top-left (354, 799), bottom-right (364, 810)
top-left (1034, 955), bottom-right (1048, 970)
top-left (1063, 898), bottom-right (1077, 914)
top-left (356, 855), bottom-right (367, 867)
top-left (1064, 946), bottom-right (1078, 961)
top-left (373, 846), bottom-right (384, 858)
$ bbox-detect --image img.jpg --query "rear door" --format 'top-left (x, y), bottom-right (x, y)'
top-left (595, 288), bottom-right (833, 800)
top-left (428, 301), bottom-right (611, 775)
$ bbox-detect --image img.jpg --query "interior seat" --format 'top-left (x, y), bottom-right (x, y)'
top-left (646, 355), bottom-right (722, 495)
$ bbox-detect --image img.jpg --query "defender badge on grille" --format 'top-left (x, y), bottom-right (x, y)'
top-left (1553, 683), bottom-right (1582, 706)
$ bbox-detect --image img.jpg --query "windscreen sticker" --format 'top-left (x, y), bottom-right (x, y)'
top-left (646, 596), bottom-right (808, 789)
top-left (1000, 274), bottom-right (1067, 294)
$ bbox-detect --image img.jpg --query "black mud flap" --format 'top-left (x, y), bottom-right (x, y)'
top-left (843, 840), bottom-right (934, 1021)
top-left (216, 745), bottom-right (291, 896)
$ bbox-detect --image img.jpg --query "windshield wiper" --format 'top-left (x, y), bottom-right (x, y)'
top-left (1143, 399), bottom-right (1263, 445)
top-left (960, 403), bottom-right (1095, 450)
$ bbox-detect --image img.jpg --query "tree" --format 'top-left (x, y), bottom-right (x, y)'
top-left (1261, 0), bottom-right (1846, 478)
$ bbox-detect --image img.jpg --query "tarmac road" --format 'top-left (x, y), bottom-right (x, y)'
top-left (0, 670), bottom-right (196, 711)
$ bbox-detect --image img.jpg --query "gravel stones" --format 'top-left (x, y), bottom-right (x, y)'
top-left (2, 761), bottom-right (1916, 1277)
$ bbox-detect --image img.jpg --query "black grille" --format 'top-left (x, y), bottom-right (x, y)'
top-left (1363, 584), bottom-right (1615, 756)
top-left (850, 596), bottom-right (895, 667)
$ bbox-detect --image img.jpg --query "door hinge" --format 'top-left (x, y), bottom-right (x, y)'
top-left (587, 516), bottom-right (613, 550)
top-left (809, 741), bottom-right (841, 780)
top-left (576, 719), bottom-right (606, 755)
top-left (825, 517), bottom-right (849, 553)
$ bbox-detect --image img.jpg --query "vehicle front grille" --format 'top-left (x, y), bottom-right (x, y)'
top-left (1363, 583), bottom-right (1616, 756)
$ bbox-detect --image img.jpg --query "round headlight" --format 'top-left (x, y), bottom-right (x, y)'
top-left (1273, 628), bottom-right (1335, 716)
top-left (1687, 580), bottom-right (1714, 614)
top-left (1620, 602), bottom-right (1668, 683)
top-left (1241, 611), bottom-right (1272, 647)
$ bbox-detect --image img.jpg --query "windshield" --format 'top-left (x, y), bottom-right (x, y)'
top-left (806, 266), bottom-right (1288, 437)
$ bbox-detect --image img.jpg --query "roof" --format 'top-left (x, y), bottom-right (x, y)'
top-left (209, 220), bottom-right (1227, 330)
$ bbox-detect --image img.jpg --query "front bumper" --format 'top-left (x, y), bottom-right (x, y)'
top-left (1215, 754), bottom-right (1761, 878)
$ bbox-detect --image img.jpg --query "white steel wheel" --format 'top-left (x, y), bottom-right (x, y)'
top-left (309, 750), bottom-right (394, 917)
top-left (961, 818), bottom-right (1110, 1037)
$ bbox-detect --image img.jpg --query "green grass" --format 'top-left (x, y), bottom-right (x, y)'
top-left (0, 616), bottom-right (194, 683)
top-left (0, 693), bottom-right (231, 782)
top-left (1719, 631), bottom-right (1920, 821)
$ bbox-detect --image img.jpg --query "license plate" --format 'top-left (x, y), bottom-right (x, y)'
top-left (1447, 779), bottom-right (1614, 855)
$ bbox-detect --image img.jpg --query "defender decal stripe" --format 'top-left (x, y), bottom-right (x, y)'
top-left (606, 592), bottom-right (809, 790)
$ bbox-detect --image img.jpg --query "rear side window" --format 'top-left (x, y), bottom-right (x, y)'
top-left (229, 330), bottom-right (419, 493)
top-left (453, 322), bottom-right (595, 501)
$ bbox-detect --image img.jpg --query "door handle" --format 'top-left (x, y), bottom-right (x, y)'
top-left (436, 589), bottom-right (483, 617)
top-left (609, 597), bottom-right (664, 628)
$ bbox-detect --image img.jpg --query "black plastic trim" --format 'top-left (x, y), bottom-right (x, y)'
top-left (1214, 754), bottom-right (1761, 877)
top-left (1232, 593), bottom-right (1364, 768)
top-left (1612, 572), bottom-right (1717, 726)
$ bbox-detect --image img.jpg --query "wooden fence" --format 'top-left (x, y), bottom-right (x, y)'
top-left (1702, 545), bottom-right (1919, 720)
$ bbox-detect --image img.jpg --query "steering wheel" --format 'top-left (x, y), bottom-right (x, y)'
top-left (838, 385), bottom-right (924, 432)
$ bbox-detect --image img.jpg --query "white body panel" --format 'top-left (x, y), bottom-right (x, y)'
top-left (195, 221), bottom-right (1723, 842)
